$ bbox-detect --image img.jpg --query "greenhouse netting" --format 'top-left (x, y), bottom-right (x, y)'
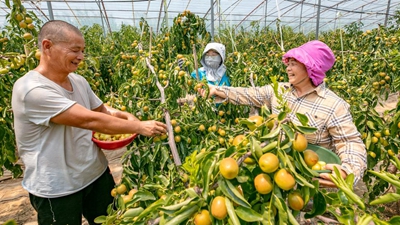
top-left (1, 0), bottom-right (400, 37)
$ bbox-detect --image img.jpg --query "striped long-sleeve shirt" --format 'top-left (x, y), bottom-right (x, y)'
top-left (215, 82), bottom-right (367, 184)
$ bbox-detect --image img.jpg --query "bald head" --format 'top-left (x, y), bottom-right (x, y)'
top-left (38, 20), bottom-right (83, 50)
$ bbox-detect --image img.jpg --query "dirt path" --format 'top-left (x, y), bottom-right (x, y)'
top-left (0, 148), bottom-right (126, 225)
top-left (0, 93), bottom-right (398, 225)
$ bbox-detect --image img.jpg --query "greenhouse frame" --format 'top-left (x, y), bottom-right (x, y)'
top-left (1, 0), bottom-right (400, 38)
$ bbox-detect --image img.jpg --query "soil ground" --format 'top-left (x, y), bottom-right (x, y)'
top-left (0, 148), bottom-right (126, 225)
top-left (0, 93), bottom-right (398, 225)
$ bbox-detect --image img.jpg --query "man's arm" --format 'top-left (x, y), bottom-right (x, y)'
top-left (94, 104), bottom-right (139, 121)
top-left (50, 103), bottom-right (166, 137)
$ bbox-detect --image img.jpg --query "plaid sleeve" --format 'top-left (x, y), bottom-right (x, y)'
top-left (328, 100), bottom-right (367, 184)
top-left (215, 85), bottom-right (274, 107)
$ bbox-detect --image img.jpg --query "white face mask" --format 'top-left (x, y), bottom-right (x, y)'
top-left (204, 55), bottom-right (222, 69)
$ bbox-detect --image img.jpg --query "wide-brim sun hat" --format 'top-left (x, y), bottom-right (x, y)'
top-left (282, 40), bottom-right (335, 86)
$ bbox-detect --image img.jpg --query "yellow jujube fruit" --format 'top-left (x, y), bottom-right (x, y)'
top-left (292, 133), bottom-right (308, 152)
top-left (219, 158), bottom-right (239, 180)
top-left (211, 196), bottom-right (227, 220)
top-left (274, 169), bottom-right (296, 191)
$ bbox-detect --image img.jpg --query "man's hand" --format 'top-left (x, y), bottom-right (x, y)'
top-left (138, 120), bottom-right (167, 137)
top-left (314, 164), bottom-right (347, 188)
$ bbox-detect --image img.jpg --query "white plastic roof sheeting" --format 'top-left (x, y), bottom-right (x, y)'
top-left (1, 0), bottom-right (399, 34)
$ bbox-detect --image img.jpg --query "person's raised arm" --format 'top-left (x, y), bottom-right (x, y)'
top-left (50, 103), bottom-right (166, 137)
top-left (198, 84), bottom-right (227, 99)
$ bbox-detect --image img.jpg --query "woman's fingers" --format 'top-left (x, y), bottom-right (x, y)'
top-left (316, 164), bottom-right (348, 188)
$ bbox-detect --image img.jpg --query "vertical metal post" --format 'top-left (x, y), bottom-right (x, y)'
top-left (94, 0), bottom-right (106, 37)
top-left (47, 1), bottom-right (54, 20)
top-left (218, 0), bottom-right (221, 31)
top-left (384, 0), bottom-right (391, 26)
top-left (334, 5), bottom-right (338, 30)
top-left (264, 0), bottom-right (267, 28)
top-left (210, 0), bottom-right (214, 41)
top-left (299, 0), bottom-right (304, 33)
top-left (163, 0), bottom-right (168, 28)
top-left (315, 0), bottom-right (321, 40)
top-left (132, 0), bottom-right (135, 27)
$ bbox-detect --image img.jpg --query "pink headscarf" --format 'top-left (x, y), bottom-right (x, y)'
top-left (282, 40), bottom-right (335, 86)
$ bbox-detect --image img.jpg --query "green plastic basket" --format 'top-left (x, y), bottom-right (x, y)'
top-left (307, 144), bottom-right (341, 173)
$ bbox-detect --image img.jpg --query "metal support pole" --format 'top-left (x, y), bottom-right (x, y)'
top-left (163, 0), bottom-right (168, 28)
top-left (94, 0), bottom-right (106, 37)
top-left (218, 0), bottom-right (221, 31)
top-left (47, 1), bottom-right (54, 20)
top-left (299, 0), bottom-right (304, 33)
top-left (384, 0), bottom-right (391, 26)
top-left (334, 5), bottom-right (338, 30)
top-left (210, 0), bottom-right (214, 41)
top-left (264, 0), bottom-right (267, 28)
top-left (315, 0), bottom-right (321, 40)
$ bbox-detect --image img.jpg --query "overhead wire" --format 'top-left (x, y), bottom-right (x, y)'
top-left (235, 0), bottom-right (266, 29)
top-left (63, 0), bottom-right (81, 26)
top-left (1, 0), bottom-right (399, 34)
top-left (305, 0), bottom-right (381, 31)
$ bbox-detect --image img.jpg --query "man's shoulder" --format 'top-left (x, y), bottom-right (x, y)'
top-left (13, 70), bottom-right (42, 90)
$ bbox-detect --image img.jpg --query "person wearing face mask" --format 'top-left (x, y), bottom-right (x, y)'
top-left (190, 42), bottom-right (230, 86)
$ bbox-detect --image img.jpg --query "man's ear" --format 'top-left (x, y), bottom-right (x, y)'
top-left (41, 39), bottom-right (52, 52)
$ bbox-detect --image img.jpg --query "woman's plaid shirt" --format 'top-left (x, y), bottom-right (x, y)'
top-left (215, 82), bottom-right (367, 184)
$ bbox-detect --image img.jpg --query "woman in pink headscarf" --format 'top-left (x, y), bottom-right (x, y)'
top-left (198, 40), bottom-right (367, 188)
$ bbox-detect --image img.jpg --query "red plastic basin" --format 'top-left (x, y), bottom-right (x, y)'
top-left (92, 132), bottom-right (138, 150)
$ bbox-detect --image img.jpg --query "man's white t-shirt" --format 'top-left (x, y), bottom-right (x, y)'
top-left (12, 71), bottom-right (108, 198)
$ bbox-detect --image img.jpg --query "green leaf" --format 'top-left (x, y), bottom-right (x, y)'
top-left (296, 113), bottom-right (309, 126)
top-left (277, 111), bottom-right (287, 121)
top-left (160, 197), bottom-right (197, 214)
top-left (389, 216), bottom-right (400, 225)
top-left (240, 119), bottom-right (256, 131)
top-left (355, 114), bottom-right (366, 128)
top-left (327, 208), bottom-right (353, 225)
top-left (338, 190), bottom-right (350, 205)
top-left (136, 198), bottom-right (166, 220)
top-left (93, 216), bottom-right (107, 225)
top-left (261, 203), bottom-right (276, 225)
top-left (294, 125), bottom-right (317, 134)
top-left (164, 203), bottom-right (199, 225)
top-left (5, 0), bottom-right (11, 8)
top-left (122, 207), bottom-right (144, 218)
top-left (225, 197), bottom-right (241, 225)
top-left (368, 170), bottom-right (400, 189)
top-left (345, 173), bottom-right (355, 188)
top-left (260, 126), bottom-right (281, 139)
top-left (0, 126), bottom-right (5, 140)
top-left (281, 124), bottom-right (295, 140)
top-left (235, 206), bottom-right (263, 222)
top-left (366, 120), bottom-right (376, 130)
top-left (370, 193), bottom-right (400, 205)
top-left (273, 195), bottom-right (289, 225)
top-left (251, 136), bottom-right (263, 159)
top-left (304, 191), bottom-right (326, 219)
top-left (133, 189), bottom-right (156, 202)
top-left (219, 178), bottom-right (251, 208)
